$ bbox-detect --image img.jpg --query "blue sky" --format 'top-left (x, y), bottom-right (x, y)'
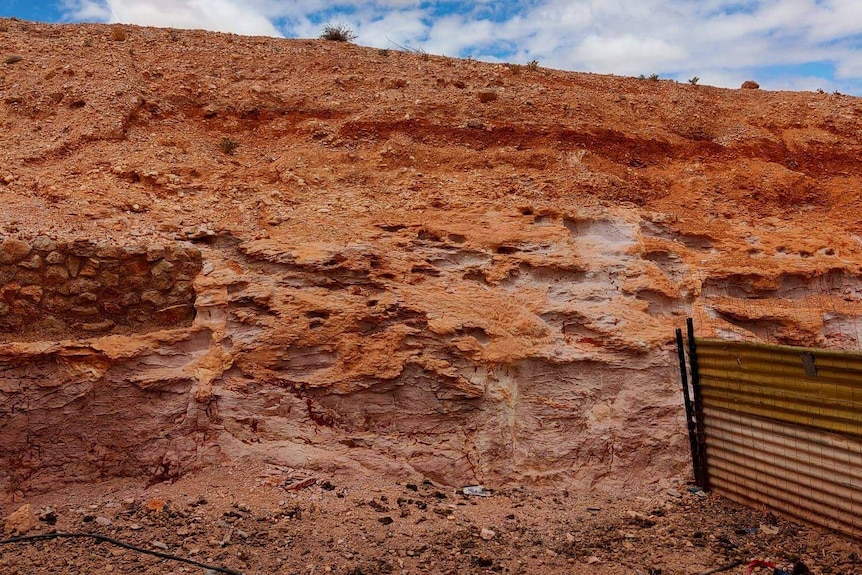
top-left (3, 0), bottom-right (862, 95)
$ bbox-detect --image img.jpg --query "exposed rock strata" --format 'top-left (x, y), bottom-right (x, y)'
top-left (1, 20), bottom-right (862, 495)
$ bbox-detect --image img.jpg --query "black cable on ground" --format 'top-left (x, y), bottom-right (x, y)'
top-left (697, 559), bottom-right (744, 575)
top-left (0, 532), bottom-right (244, 575)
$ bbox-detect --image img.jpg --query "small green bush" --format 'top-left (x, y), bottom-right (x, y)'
top-left (219, 137), bottom-right (239, 155)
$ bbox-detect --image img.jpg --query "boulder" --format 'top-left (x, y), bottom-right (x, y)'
top-left (4, 504), bottom-right (36, 535)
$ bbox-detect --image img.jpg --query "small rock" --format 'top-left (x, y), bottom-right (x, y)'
top-left (144, 498), bottom-right (166, 513)
top-left (4, 504), bottom-right (37, 535)
top-left (31, 236), bottom-right (56, 252)
top-left (741, 80), bottom-right (760, 89)
top-left (38, 507), bottom-right (58, 525)
top-left (477, 89), bottom-right (498, 103)
top-left (18, 254), bottom-right (43, 270)
top-left (151, 259), bottom-right (175, 276)
top-left (146, 246), bottom-right (166, 262)
top-left (186, 225), bottom-right (216, 239)
top-left (45, 251), bottom-right (65, 264)
top-left (479, 527), bottom-right (496, 541)
top-left (19, 285), bottom-right (43, 302)
top-left (378, 516), bottom-right (394, 526)
top-left (586, 556), bottom-right (602, 564)
top-left (221, 530), bottom-right (233, 547)
top-left (462, 485), bottom-right (492, 497)
top-left (466, 119), bottom-right (484, 129)
top-left (0, 239), bottom-right (32, 264)
top-left (129, 523), bottom-right (142, 530)
top-left (151, 540), bottom-right (168, 550)
top-left (95, 516), bottom-right (112, 526)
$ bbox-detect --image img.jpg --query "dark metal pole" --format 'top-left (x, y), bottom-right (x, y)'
top-left (676, 327), bottom-right (702, 487)
top-left (686, 317), bottom-right (710, 491)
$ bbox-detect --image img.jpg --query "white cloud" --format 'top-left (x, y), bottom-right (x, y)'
top-left (62, 0), bottom-right (111, 21)
top-left (59, 0), bottom-right (862, 93)
top-left (835, 52), bottom-right (862, 79)
top-left (571, 35), bottom-right (689, 76)
top-left (66, 0), bottom-right (281, 36)
top-left (424, 15), bottom-right (499, 56)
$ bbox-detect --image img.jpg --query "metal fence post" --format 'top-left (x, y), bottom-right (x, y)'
top-left (676, 327), bottom-right (703, 488)
top-left (686, 317), bottom-right (710, 491)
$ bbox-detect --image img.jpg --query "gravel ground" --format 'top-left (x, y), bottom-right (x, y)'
top-left (2, 463), bottom-right (860, 575)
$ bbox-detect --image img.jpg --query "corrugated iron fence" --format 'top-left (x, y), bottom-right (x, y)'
top-left (677, 319), bottom-right (862, 538)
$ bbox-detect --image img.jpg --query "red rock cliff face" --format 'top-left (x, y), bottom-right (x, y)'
top-left (1, 20), bottom-right (861, 495)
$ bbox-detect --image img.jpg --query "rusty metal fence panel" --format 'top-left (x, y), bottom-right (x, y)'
top-left (691, 337), bottom-right (862, 538)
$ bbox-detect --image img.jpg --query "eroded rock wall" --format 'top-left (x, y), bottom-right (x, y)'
top-left (0, 212), bottom-right (690, 495)
top-left (3, 201), bottom-right (862, 496)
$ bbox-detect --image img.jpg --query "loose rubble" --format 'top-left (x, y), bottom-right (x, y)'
top-left (1, 465), bottom-right (860, 575)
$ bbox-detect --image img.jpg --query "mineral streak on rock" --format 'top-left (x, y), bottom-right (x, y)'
top-left (1, 19), bottom-right (862, 495)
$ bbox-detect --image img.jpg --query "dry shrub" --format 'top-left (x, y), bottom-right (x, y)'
top-left (110, 26), bottom-right (127, 41)
top-left (320, 24), bottom-right (356, 42)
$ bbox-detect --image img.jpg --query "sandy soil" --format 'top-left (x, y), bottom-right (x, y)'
top-left (2, 463), bottom-right (861, 575)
